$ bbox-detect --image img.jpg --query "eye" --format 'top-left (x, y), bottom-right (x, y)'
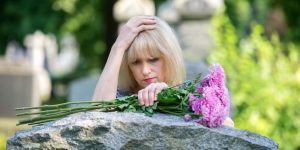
top-left (149, 58), bottom-right (159, 63)
top-left (131, 60), bottom-right (140, 65)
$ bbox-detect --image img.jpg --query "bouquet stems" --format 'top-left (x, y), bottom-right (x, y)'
top-left (16, 101), bottom-right (121, 126)
top-left (15, 77), bottom-right (203, 127)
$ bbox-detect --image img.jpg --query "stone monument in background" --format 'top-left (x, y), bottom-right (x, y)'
top-left (113, 0), bottom-right (155, 23)
top-left (0, 31), bottom-right (79, 116)
top-left (158, 0), bottom-right (224, 79)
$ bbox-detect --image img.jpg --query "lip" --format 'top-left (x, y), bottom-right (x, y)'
top-left (143, 77), bottom-right (156, 84)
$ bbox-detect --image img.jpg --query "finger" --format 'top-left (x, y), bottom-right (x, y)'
top-left (141, 18), bottom-right (156, 25)
top-left (154, 88), bottom-right (160, 101)
top-left (162, 82), bottom-right (168, 88)
top-left (141, 90), bottom-right (149, 106)
top-left (132, 17), bottom-right (156, 27)
top-left (156, 82), bottom-right (168, 91)
top-left (148, 87), bottom-right (156, 106)
top-left (138, 90), bottom-right (144, 106)
top-left (137, 24), bottom-right (156, 32)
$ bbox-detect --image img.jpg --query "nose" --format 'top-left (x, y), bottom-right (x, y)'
top-left (142, 63), bottom-right (151, 75)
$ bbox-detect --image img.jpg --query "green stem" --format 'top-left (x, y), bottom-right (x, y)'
top-left (15, 100), bottom-right (115, 111)
top-left (16, 107), bottom-right (72, 116)
top-left (17, 104), bottom-right (121, 126)
top-left (16, 103), bottom-right (119, 116)
top-left (17, 106), bottom-right (99, 125)
top-left (27, 118), bottom-right (58, 126)
top-left (158, 110), bottom-right (183, 116)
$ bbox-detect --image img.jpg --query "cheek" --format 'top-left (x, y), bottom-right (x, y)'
top-left (155, 61), bottom-right (165, 80)
top-left (129, 66), bottom-right (140, 79)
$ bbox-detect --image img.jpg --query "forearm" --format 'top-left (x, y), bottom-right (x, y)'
top-left (92, 45), bottom-right (124, 101)
top-left (92, 16), bottom-right (156, 101)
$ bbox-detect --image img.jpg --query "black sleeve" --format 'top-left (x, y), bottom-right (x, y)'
top-left (116, 89), bottom-right (132, 98)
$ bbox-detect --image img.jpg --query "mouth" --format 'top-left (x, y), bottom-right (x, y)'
top-left (143, 77), bottom-right (156, 84)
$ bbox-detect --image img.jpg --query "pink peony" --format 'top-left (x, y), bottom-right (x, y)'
top-left (190, 64), bottom-right (230, 128)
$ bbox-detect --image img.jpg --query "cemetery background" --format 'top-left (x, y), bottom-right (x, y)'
top-left (0, 0), bottom-right (300, 149)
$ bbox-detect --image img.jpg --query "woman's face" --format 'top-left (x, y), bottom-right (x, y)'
top-left (128, 53), bottom-right (165, 90)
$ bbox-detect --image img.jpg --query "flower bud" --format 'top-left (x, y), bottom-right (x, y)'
top-left (184, 114), bottom-right (192, 122)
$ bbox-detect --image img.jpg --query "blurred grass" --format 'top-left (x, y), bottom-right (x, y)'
top-left (0, 117), bottom-right (31, 150)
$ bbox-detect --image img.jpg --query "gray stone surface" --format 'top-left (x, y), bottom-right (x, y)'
top-left (7, 112), bottom-right (278, 150)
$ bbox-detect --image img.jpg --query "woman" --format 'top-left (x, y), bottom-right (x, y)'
top-left (92, 16), bottom-right (234, 127)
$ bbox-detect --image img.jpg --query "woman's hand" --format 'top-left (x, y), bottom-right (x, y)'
top-left (113, 16), bottom-right (156, 52)
top-left (222, 117), bottom-right (234, 127)
top-left (138, 82), bottom-right (168, 107)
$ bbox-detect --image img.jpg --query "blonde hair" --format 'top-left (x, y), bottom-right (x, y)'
top-left (118, 17), bottom-right (186, 92)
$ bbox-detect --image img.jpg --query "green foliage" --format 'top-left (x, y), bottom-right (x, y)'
top-left (0, 0), bottom-right (67, 55)
top-left (0, 133), bottom-right (5, 150)
top-left (210, 13), bottom-right (300, 149)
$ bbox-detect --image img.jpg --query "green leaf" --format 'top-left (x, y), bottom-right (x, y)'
top-left (144, 111), bottom-right (153, 117)
top-left (151, 102), bottom-right (158, 110)
top-left (129, 105), bottom-right (137, 112)
top-left (117, 104), bottom-right (129, 110)
top-left (146, 107), bottom-right (153, 114)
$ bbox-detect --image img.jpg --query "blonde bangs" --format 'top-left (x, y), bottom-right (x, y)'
top-left (126, 31), bottom-right (163, 64)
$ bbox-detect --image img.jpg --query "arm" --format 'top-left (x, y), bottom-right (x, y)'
top-left (92, 46), bottom-right (124, 101)
top-left (92, 16), bottom-right (156, 101)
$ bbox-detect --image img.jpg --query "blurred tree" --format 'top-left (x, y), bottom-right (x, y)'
top-left (271, 0), bottom-right (300, 42)
top-left (224, 0), bottom-right (300, 42)
top-left (0, 0), bottom-right (66, 55)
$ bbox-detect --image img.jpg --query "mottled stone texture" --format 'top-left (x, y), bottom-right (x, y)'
top-left (7, 112), bottom-right (278, 150)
